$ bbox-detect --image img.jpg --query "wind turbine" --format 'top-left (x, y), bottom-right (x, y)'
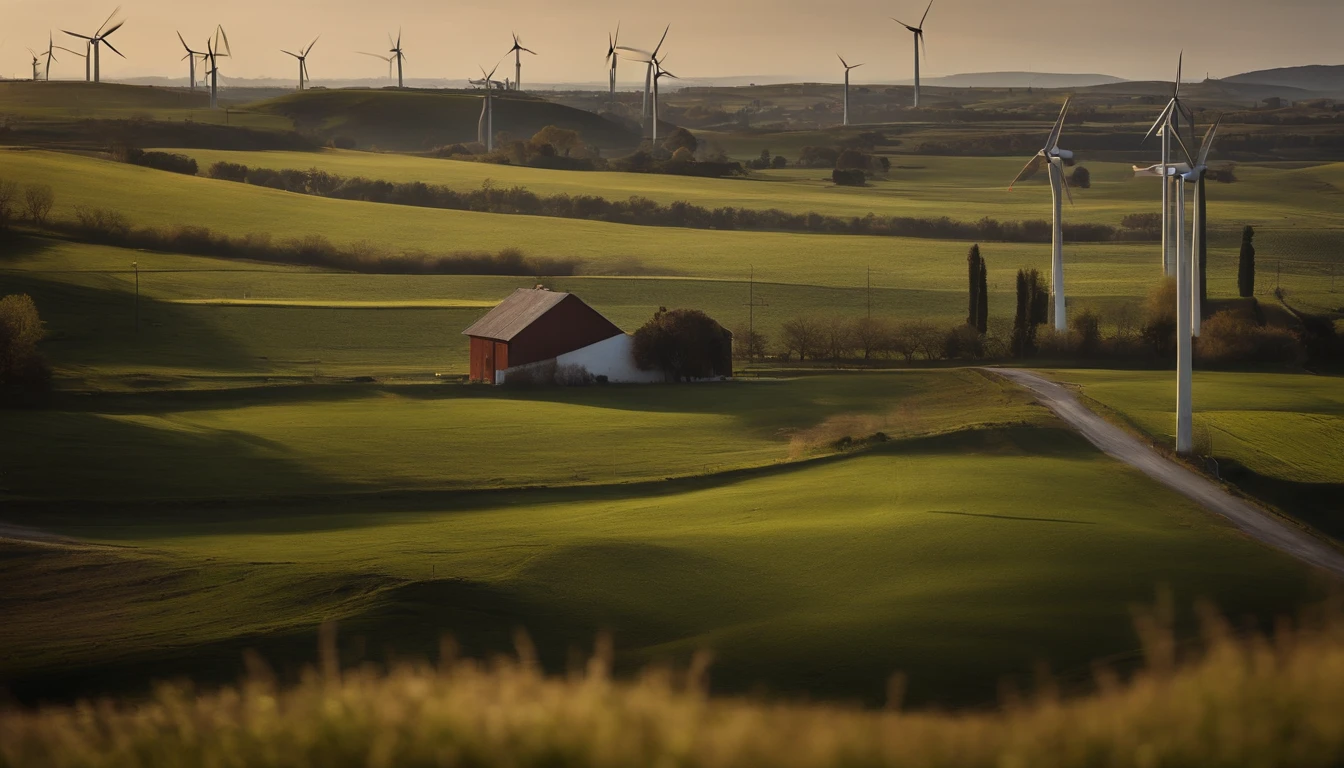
top-left (1142, 53), bottom-right (1196, 277)
top-left (388, 31), bottom-right (406, 87)
top-left (204, 26), bottom-right (231, 109)
top-left (477, 62), bottom-right (503, 151)
top-left (615, 25), bottom-right (669, 140)
top-left (1177, 119), bottom-right (1221, 338)
top-left (605, 24), bottom-right (621, 102)
top-left (507, 33), bottom-right (536, 91)
top-left (177, 32), bottom-right (206, 90)
top-left (356, 51), bottom-right (395, 80)
top-left (652, 57), bottom-right (678, 144)
top-left (1009, 98), bottom-right (1075, 333)
top-left (28, 49), bottom-right (43, 82)
top-left (63, 6), bottom-right (126, 84)
top-left (839, 55), bottom-right (863, 126)
top-left (891, 0), bottom-right (931, 108)
top-left (282, 36), bottom-right (320, 91)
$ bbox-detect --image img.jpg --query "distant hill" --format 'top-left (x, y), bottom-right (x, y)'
top-left (916, 72), bottom-right (1127, 89)
top-left (252, 89), bottom-right (640, 151)
top-left (1225, 65), bottom-right (1344, 97)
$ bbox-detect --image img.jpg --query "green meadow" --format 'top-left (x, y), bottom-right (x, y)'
top-left (1049, 369), bottom-right (1344, 539)
top-left (1, 370), bottom-right (1324, 707)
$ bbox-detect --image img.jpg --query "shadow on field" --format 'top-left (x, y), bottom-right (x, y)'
top-left (1218, 459), bottom-right (1344, 542)
top-left (1, 256), bottom-right (257, 373)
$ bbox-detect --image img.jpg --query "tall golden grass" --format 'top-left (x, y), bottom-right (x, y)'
top-left (4, 606), bottom-right (1344, 767)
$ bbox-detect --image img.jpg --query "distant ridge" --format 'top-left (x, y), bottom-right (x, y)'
top-left (1224, 65), bottom-right (1344, 96)
top-left (914, 72), bottom-right (1127, 89)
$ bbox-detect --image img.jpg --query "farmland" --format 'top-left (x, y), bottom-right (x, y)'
top-left (1, 74), bottom-right (1342, 749)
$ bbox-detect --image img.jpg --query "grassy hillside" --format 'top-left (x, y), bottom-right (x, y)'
top-left (1049, 369), bottom-right (1344, 540)
top-left (252, 88), bottom-right (639, 150)
top-left (0, 369), bottom-right (1323, 707)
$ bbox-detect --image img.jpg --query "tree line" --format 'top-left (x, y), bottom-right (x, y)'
top-left (203, 161), bottom-right (1144, 243)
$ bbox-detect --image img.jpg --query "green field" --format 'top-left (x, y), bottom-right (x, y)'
top-left (1, 369), bottom-right (1324, 707)
top-left (1049, 369), bottom-right (1344, 540)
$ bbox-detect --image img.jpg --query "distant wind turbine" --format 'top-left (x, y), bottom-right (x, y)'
top-left (891, 0), bottom-right (931, 108)
top-left (177, 31), bottom-right (206, 90)
top-left (282, 36), bottom-right (320, 91)
top-left (1141, 53), bottom-right (1196, 276)
top-left (1009, 98), bottom-right (1075, 333)
top-left (605, 23), bottom-right (621, 102)
top-left (838, 55), bottom-right (863, 126)
top-left (389, 31), bottom-right (406, 87)
top-left (477, 61), bottom-right (503, 151)
top-left (507, 33), bottom-right (536, 91)
top-left (652, 56), bottom-right (678, 144)
top-left (63, 6), bottom-right (126, 83)
top-left (203, 28), bottom-right (230, 110)
top-left (615, 24), bottom-right (669, 140)
top-left (28, 49), bottom-right (43, 82)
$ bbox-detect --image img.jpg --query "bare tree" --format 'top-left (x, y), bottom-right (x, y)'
top-left (0, 179), bottom-right (19, 226)
top-left (852, 317), bottom-right (892, 360)
top-left (23, 184), bottom-right (55, 225)
top-left (780, 316), bottom-right (824, 361)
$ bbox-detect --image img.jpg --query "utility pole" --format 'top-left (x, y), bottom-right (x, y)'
top-left (744, 265), bottom-right (769, 362)
top-left (133, 261), bottom-right (139, 333)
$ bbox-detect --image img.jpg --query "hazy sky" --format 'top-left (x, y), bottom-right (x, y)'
top-left (4, 0), bottom-right (1342, 84)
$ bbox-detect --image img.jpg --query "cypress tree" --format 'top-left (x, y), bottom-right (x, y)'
top-left (1028, 268), bottom-right (1049, 327)
top-left (1012, 269), bottom-right (1033, 358)
top-left (967, 245), bottom-right (982, 329)
top-left (1238, 225), bottom-right (1256, 298)
top-left (976, 257), bottom-right (989, 335)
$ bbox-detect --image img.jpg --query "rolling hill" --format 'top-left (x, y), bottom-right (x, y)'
top-left (1226, 65), bottom-right (1344, 97)
top-left (251, 88), bottom-right (640, 151)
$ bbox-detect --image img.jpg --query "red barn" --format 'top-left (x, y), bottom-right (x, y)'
top-left (462, 288), bottom-right (623, 384)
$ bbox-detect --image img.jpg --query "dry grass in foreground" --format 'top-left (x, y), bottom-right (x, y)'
top-left (4, 607), bottom-right (1344, 768)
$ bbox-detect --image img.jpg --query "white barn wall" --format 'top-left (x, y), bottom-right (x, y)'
top-left (496, 334), bottom-right (665, 385)
top-left (556, 334), bottom-right (665, 384)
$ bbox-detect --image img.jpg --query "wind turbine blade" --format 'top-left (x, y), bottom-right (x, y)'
top-left (177, 30), bottom-right (191, 52)
top-left (307, 36), bottom-right (320, 55)
top-left (282, 50), bottom-right (300, 58)
top-left (217, 27), bottom-right (232, 57)
top-left (102, 20), bottom-right (126, 38)
top-left (891, 18), bottom-right (918, 32)
top-left (1045, 97), bottom-right (1070, 151)
top-left (522, 47), bottom-right (537, 55)
top-left (102, 39), bottom-right (125, 58)
top-left (64, 31), bottom-right (94, 41)
top-left (1171, 129), bottom-right (1195, 167)
top-left (1009, 154), bottom-right (1045, 189)
top-left (1175, 51), bottom-right (1183, 96)
top-left (652, 24), bottom-right (670, 57)
top-left (1143, 101), bottom-right (1175, 143)
top-left (397, 28), bottom-right (402, 49)
top-left (838, 54), bottom-right (847, 68)
top-left (919, 30), bottom-right (928, 67)
top-left (1197, 117), bottom-right (1222, 167)
top-left (919, 0), bottom-right (933, 29)
top-left (97, 6), bottom-right (122, 36)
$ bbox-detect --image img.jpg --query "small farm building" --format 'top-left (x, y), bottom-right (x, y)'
top-left (462, 288), bottom-right (667, 385)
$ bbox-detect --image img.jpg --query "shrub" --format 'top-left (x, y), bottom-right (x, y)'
top-left (797, 146), bottom-right (839, 168)
top-left (207, 161), bottom-right (250, 182)
top-left (331, 135), bottom-right (357, 150)
top-left (22, 184), bottom-right (54, 225)
top-left (1198, 311), bottom-right (1300, 365)
top-left (732, 327), bottom-right (769, 361)
top-left (1141, 278), bottom-right (1179, 359)
top-left (944, 324), bottom-right (984, 360)
top-left (553, 364), bottom-right (593, 387)
top-left (771, 155), bottom-right (788, 169)
top-left (633, 308), bottom-right (733, 381)
top-left (123, 150), bottom-right (199, 175)
top-left (1069, 165), bottom-right (1091, 189)
top-left (832, 168), bottom-right (866, 186)
top-left (0, 293), bottom-right (52, 398)
top-left (1071, 308), bottom-right (1102, 356)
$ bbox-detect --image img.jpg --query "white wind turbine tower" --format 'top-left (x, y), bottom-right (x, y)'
top-left (891, 0), bottom-right (931, 108)
top-left (1177, 119), bottom-right (1221, 339)
top-left (177, 32), bottom-right (206, 90)
top-left (507, 33), bottom-right (537, 91)
top-left (1141, 54), bottom-right (1195, 277)
top-left (605, 24), bottom-right (621, 102)
top-left (389, 32), bottom-right (407, 87)
top-left (63, 6), bottom-right (127, 84)
top-left (615, 25), bottom-right (669, 139)
top-left (838, 55), bottom-right (863, 126)
top-left (282, 37), bottom-right (320, 91)
top-left (1009, 98), bottom-right (1075, 332)
top-left (477, 62), bottom-right (504, 151)
top-left (652, 57), bottom-right (678, 144)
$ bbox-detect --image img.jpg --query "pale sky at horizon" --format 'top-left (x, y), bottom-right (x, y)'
top-left (3, 0), bottom-right (1341, 85)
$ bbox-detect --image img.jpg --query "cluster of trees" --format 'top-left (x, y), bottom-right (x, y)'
top-left (0, 179), bottom-right (55, 227)
top-left (0, 294), bottom-right (50, 400)
top-left (436, 127), bottom-right (603, 172)
top-left (112, 145), bottom-right (200, 176)
top-left (60, 206), bottom-right (583, 276)
top-left (632, 308), bottom-right (734, 382)
top-left (747, 315), bottom-right (987, 363)
top-left (201, 163), bottom-right (1135, 243)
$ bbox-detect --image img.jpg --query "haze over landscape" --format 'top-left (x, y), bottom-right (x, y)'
top-left (4, 0), bottom-right (1342, 84)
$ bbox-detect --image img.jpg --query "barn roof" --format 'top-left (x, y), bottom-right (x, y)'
top-left (461, 289), bottom-right (574, 342)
